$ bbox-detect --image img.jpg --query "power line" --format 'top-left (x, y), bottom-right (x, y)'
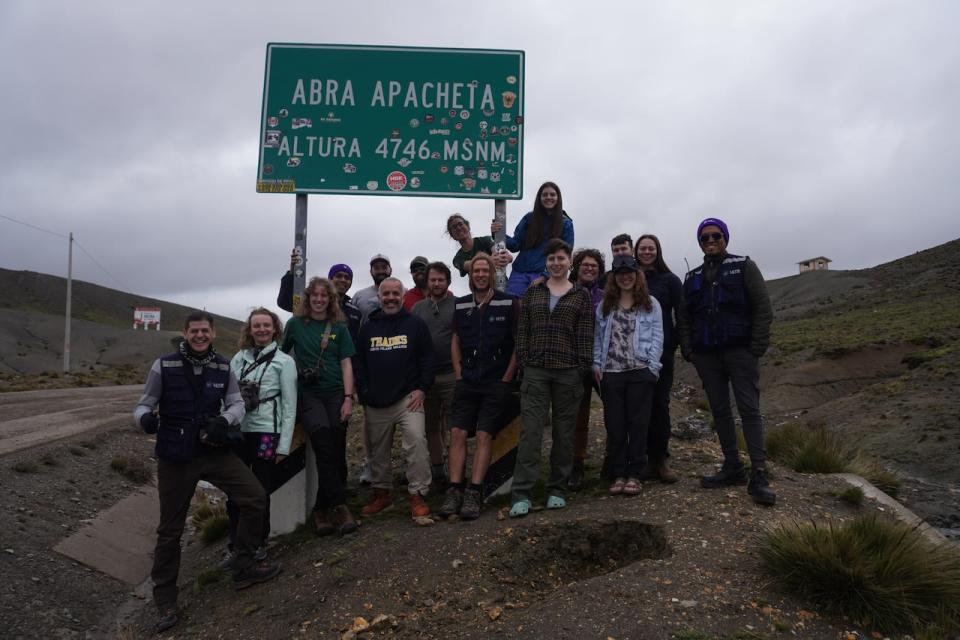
top-left (0, 212), bottom-right (68, 239)
top-left (1, 212), bottom-right (130, 292)
top-left (73, 236), bottom-right (130, 292)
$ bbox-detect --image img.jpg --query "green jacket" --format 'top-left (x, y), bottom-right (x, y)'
top-left (229, 342), bottom-right (298, 456)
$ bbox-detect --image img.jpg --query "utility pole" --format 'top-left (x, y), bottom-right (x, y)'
top-left (292, 194), bottom-right (308, 313)
top-left (63, 232), bottom-right (73, 373)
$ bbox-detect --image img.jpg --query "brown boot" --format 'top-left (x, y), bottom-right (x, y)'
top-left (638, 462), bottom-right (660, 482)
top-left (408, 493), bottom-right (430, 519)
top-left (362, 489), bottom-right (394, 516)
top-left (313, 509), bottom-right (335, 536)
top-left (331, 504), bottom-right (358, 535)
top-left (657, 458), bottom-right (679, 484)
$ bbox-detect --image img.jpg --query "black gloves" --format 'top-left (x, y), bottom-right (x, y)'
top-left (140, 413), bottom-right (159, 434)
top-left (200, 416), bottom-right (231, 447)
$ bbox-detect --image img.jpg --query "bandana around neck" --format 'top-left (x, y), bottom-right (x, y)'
top-left (178, 340), bottom-right (217, 367)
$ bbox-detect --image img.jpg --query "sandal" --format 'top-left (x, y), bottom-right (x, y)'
top-left (609, 478), bottom-right (626, 495)
top-left (623, 478), bottom-right (642, 496)
top-left (509, 500), bottom-right (531, 518)
top-left (545, 495), bottom-right (566, 510)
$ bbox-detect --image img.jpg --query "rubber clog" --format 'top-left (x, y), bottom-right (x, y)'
top-left (545, 495), bottom-right (566, 510)
top-left (508, 500), bottom-right (531, 518)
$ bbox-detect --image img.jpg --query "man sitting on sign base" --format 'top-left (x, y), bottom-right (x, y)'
top-left (439, 252), bottom-right (519, 521)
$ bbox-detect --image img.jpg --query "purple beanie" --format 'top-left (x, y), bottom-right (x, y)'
top-left (328, 263), bottom-right (353, 279)
top-left (697, 217), bottom-right (729, 243)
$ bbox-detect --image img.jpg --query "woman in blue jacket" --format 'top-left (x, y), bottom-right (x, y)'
top-left (593, 255), bottom-right (663, 497)
top-left (224, 307), bottom-right (297, 566)
top-left (491, 181), bottom-right (574, 297)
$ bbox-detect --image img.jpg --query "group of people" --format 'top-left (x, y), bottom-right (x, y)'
top-left (134, 180), bottom-right (774, 632)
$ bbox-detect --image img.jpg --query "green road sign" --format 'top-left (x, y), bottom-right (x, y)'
top-left (257, 43), bottom-right (524, 199)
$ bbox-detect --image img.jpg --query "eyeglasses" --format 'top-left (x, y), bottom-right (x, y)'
top-left (699, 232), bottom-right (724, 243)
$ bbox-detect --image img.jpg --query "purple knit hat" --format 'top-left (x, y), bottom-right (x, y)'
top-left (696, 217), bottom-right (729, 243)
top-left (328, 263), bottom-right (353, 279)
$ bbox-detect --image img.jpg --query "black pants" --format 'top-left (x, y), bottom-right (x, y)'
top-left (691, 347), bottom-right (765, 468)
top-left (153, 450), bottom-right (265, 608)
top-left (226, 433), bottom-right (275, 549)
top-left (600, 369), bottom-right (657, 478)
top-left (647, 353), bottom-right (675, 460)
top-left (300, 391), bottom-right (348, 510)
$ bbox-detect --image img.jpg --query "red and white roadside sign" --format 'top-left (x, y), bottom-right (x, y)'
top-left (134, 307), bottom-right (161, 330)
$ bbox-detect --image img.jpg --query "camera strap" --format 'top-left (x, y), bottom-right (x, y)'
top-left (241, 346), bottom-right (277, 383)
top-left (313, 321), bottom-right (334, 372)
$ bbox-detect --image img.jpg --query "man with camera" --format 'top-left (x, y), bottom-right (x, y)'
top-left (134, 311), bottom-right (280, 633)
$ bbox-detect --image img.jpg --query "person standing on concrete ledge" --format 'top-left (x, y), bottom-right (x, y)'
top-left (355, 278), bottom-right (436, 523)
top-left (134, 311), bottom-right (280, 633)
top-left (677, 218), bottom-right (775, 506)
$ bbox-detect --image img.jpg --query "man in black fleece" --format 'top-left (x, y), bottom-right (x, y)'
top-left (354, 277), bottom-right (436, 521)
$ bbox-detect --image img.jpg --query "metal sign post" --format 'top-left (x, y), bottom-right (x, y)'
top-left (493, 199), bottom-right (507, 291)
top-left (63, 232), bottom-right (73, 373)
top-left (292, 194), bottom-right (308, 313)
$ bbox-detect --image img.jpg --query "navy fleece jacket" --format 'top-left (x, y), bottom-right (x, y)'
top-left (355, 308), bottom-right (435, 408)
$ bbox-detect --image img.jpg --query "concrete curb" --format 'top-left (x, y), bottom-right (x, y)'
top-left (834, 472), bottom-right (952, 547)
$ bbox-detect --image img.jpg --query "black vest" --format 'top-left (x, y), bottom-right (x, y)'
top-left (453, 292), bottom-right (516, 383)
top-left (156, 353), bottom-right (231, 462)
top-left (683, 254), bottom-right (752, 350)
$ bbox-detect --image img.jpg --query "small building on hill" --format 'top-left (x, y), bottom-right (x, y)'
top-left (797, 256), bottom-right (832, 273)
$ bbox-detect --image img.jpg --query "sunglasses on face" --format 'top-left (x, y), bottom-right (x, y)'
top-left (699, 232), bottom-right (724, 243)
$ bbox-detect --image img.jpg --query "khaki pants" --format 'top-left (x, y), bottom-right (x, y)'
top-left (365, 394), bottom-right (431, 495)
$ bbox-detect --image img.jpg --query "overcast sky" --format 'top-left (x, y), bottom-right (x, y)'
top-left (1, 1), bottom-right (958, 322)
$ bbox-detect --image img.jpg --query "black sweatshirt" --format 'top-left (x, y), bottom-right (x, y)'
top-left (355, 308), bottom-right (435, 408)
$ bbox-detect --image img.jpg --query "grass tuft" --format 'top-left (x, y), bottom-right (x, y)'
top-left (759, 513), bottom-right (960, 633)
top-left (833, 486), bottom-right (865, 506)
top-left (109, 454), bottom-right (153, 484)
top-left (12, 460), bottom-right (39, 473)
top-left (199, 515), bottom-right (229, 544)
top-left (195, 568), bottom-right (222, 587)
top-left (766, 422), bottom-right (900, 492)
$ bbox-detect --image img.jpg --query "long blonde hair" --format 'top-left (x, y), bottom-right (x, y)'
top-left (600, 269), bottom-right (652, 317)
top-left (298, 277), bottom-right (345, 324)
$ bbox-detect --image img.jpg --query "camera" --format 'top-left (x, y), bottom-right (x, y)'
top-left (299, 367), bottom-right (320, 385)
top-left (239, 379), bottom-right (261, 411)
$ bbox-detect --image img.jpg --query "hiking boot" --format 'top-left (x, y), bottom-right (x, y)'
top-left (313, 509), bottom-right (335, 536)
top-left (155, 605), bottom-right (178, 633)
top-left (362, 488), bottom-right (394, 516)
top-left (657, 458), bottom-right (679, 484)
top-left (331, 504), bottom-right (358, 535)
top-left (232, 560), bottom-right (281, 590)
top-left (408, 493), bottom-right (430, 519)
top-left (438, 486), bottom-right (463, 519)
top-left (700, 464), bottom-right (748, 488)
top-left (254, 545), bottom-right (267, 562)
top-left (217, 547), bottom-right (237, 570)
top-left (568, 459), bottom-right (584, 491)
top-left (748, 468), bottom-right (776, 506)
top-left (459, 488), bottom-right (482, 521)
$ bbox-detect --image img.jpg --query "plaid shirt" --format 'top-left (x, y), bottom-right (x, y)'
top-left (517, 282), bottom-right (594, 370)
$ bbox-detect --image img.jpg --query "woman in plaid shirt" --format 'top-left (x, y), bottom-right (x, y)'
top-left (509, 239), bottom-right (594, 517)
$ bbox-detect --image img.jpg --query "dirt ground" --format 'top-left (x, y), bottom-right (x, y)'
top-left (0, 385), bottom-right (908, 640)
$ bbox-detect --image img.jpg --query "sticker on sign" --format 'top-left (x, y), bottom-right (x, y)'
top-left (386, 171), bottom-right (407, 191)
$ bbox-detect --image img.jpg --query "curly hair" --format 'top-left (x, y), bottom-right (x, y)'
top-left (298, 277), bottom-right (345, 324)
top-left (570, 248), bottom-right (605, 284)
top-left (238, 307), bottom-right (282, 349)
top-left (600, 269), bottom-right (652, 317)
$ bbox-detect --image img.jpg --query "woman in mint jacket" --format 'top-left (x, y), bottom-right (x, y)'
top-left (593, 255), bottom-right (663, 497)
top-left (224, 307), bottom-right (297, 565)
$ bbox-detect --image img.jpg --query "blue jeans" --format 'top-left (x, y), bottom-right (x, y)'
top-left (506, 271), bottom-right (541, 298)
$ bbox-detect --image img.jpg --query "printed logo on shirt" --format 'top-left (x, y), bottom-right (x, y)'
top-left (369, 335), bottom-right (409, 351)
